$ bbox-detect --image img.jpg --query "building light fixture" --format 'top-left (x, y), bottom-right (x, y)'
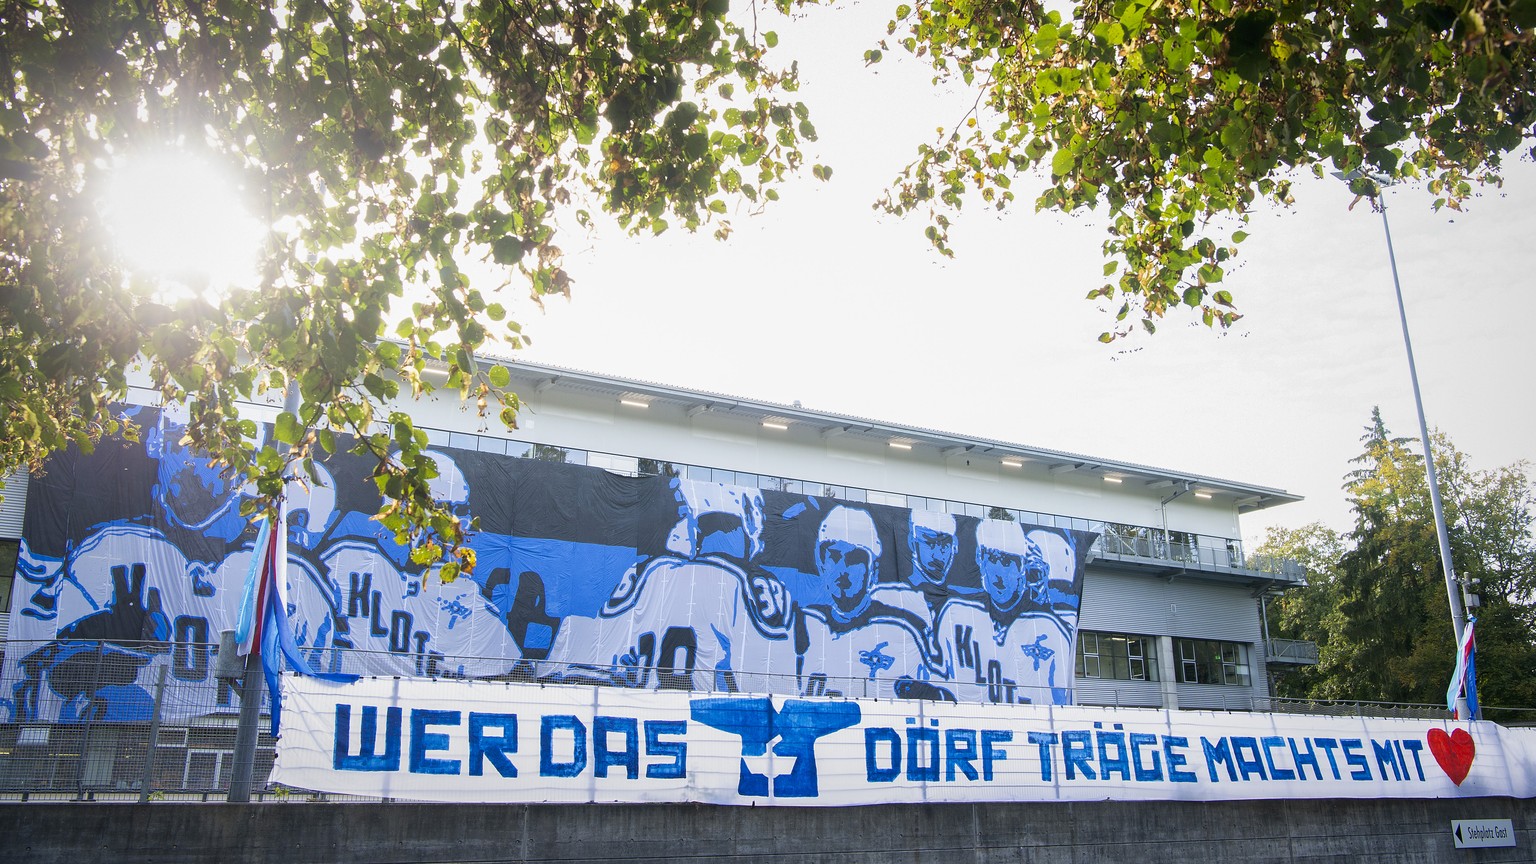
top-left (1103, 475), bottom-right (1123, 484)
top-left (1001, 458), bottom-right (1024, 468)
top-left (620, 398), bottom-right (649, 409)
top-left (1194, 490), bottom-right (1213, 499)
top-left (888, 441), bottom-right (913, 450)
top-left (761, 420), bottom-right (789, 431)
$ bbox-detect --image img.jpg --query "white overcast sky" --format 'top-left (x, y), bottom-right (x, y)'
top-left (503, 2), bottom-right (1536, 546)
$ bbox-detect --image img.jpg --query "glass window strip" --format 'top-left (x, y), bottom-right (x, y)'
top-left (406, 425), bottom-right (1247, 557)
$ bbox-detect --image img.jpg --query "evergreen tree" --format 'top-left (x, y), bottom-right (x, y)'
top-left (1256, 410), bottom-right (1536, 717)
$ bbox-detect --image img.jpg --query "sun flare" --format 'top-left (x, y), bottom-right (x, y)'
top-left (100, 150), bottom-right (267, 297)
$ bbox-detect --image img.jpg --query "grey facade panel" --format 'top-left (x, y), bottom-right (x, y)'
top-left (1072, 677), bottom-right (1163, 709)
top-left (1078, 569), bottom-right (1261, 642)
top-left (0, 471), bottom-right (25, 537)
top-left (1077, 567), bottom-right (1270, 705)
top-left (3, 470), bottom-right (28, 640)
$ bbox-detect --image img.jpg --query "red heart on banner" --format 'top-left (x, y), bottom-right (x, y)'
top-left (1427, 727), bottom-right (1475, 786)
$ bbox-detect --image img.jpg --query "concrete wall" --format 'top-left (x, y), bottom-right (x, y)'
top-left (3, 797), bottom-right (1532, 864)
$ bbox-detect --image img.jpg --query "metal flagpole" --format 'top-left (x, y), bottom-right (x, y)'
top-left (1358, 177), bottom-right (1474, 719)
top-left (228, 380), bottom-right (299, 801)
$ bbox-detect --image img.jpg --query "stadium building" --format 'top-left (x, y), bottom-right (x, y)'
top-left (10, 361), bottom-right (1535, 864)
top-left (0, 358), bottom-right (1313, 714)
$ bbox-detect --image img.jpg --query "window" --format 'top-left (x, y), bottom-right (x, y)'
top-left (1175, 639), bottom-right (1252, 686)
top-left (1076, 631), bottom-right (1158, 682)
top-left (760, 476), bottom-right (801, 494)
top-left (638, 458), bottom-right (681, 478)
top-left (475, 437), bottom-right (1254, 570)
top-left (588, 452), bottom-right (640, 476)
top-left (529, 443), bottom-right (569, 463)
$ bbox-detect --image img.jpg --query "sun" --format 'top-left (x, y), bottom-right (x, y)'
top-left (99, 149), bottom-right (267, 297)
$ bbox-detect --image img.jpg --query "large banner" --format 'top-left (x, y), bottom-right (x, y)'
top-left (5, 406), bottom-right (1094, 724)
top-left (273, 676), bottom-right (1536, 804)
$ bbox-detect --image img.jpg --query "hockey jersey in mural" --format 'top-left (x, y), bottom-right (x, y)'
top-left (3, 407), bottom-right (1096, 723)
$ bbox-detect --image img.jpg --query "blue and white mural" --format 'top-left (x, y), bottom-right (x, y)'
top-left (4, 407), bottom-right (1095, 723)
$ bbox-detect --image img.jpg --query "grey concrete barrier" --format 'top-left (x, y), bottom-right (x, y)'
top-left (1, 797), bottom-right (1532, 864)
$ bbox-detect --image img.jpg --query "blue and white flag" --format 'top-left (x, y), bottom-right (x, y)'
top-left (1446, 617), bottom-right (1478, 720)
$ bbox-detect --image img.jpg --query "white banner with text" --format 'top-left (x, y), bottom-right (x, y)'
top-left (272, 677), bottom-right (1536, 805)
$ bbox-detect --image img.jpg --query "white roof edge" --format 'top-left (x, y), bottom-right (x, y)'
top-left (487, 356), bottom-right (1302, 511)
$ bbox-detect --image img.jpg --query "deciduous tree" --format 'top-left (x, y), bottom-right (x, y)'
top-left (1, 0), bottom-right (817, 574)
top-left (6, 1), bottom-right (1534, 569)
top-left (876, 0), bottom-right (1535, 338)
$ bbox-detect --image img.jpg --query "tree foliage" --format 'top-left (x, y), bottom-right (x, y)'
top-left (1258, 410), bottom-right (1536, 716)
top-left (0, 0), bottom-right (817, 575)
top-left (874, 0), bottom-right (1536, 339)
top-left (5, 0), bottom-right (1535, 571)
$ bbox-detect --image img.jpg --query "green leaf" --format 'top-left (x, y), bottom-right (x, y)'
top-left (488, 364), bottom-right (511, 387)
top-left (1050, 148), bottom-right (1074, 177)
top-left (274, 412), bottom-right (300, 446)
top-left (492, 236), bottom-right (523, 264)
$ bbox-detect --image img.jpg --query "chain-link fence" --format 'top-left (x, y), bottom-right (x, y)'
top-left (0, 639), bottom-right (272, 801)
top-left (0, 637), bottom-right (997, 801)
top-left (3, 638), bottom-right (1528, 802)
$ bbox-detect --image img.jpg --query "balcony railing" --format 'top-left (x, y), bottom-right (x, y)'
top-left (1264, 639), bottom-right (1321, 665)
top-left (1094, 526), bottom-right (1306, 583)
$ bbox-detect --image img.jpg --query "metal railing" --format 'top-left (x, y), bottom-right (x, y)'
top-left (1255, 697), bottom-right (1449, 720)
top-left (1093, 528), bottom-right (1305, 583)
top-left (0, 637), bottom-right (1061, 801)
top-left (8, 639), bottom-right (1498, 803)
top-left (1264, 639), bottom-right (1321, 665)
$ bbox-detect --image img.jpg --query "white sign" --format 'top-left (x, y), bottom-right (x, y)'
top-left (1451, 819), bottom-right (1516, 848)
top-left (272, 676), bottom-right (1536, 806)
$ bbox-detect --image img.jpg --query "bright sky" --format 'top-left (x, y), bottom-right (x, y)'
top-left (507, 2), bottom-right (1536, 546)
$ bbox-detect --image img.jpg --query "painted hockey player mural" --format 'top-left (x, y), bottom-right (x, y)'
top-left (4, 408), bottom-right (1096, 724)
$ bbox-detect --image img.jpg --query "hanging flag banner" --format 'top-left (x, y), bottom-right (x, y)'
top-left (1446, 616), bottom-right (1479, 719)
top-left (272, 676), bottom-right (1536, 805)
